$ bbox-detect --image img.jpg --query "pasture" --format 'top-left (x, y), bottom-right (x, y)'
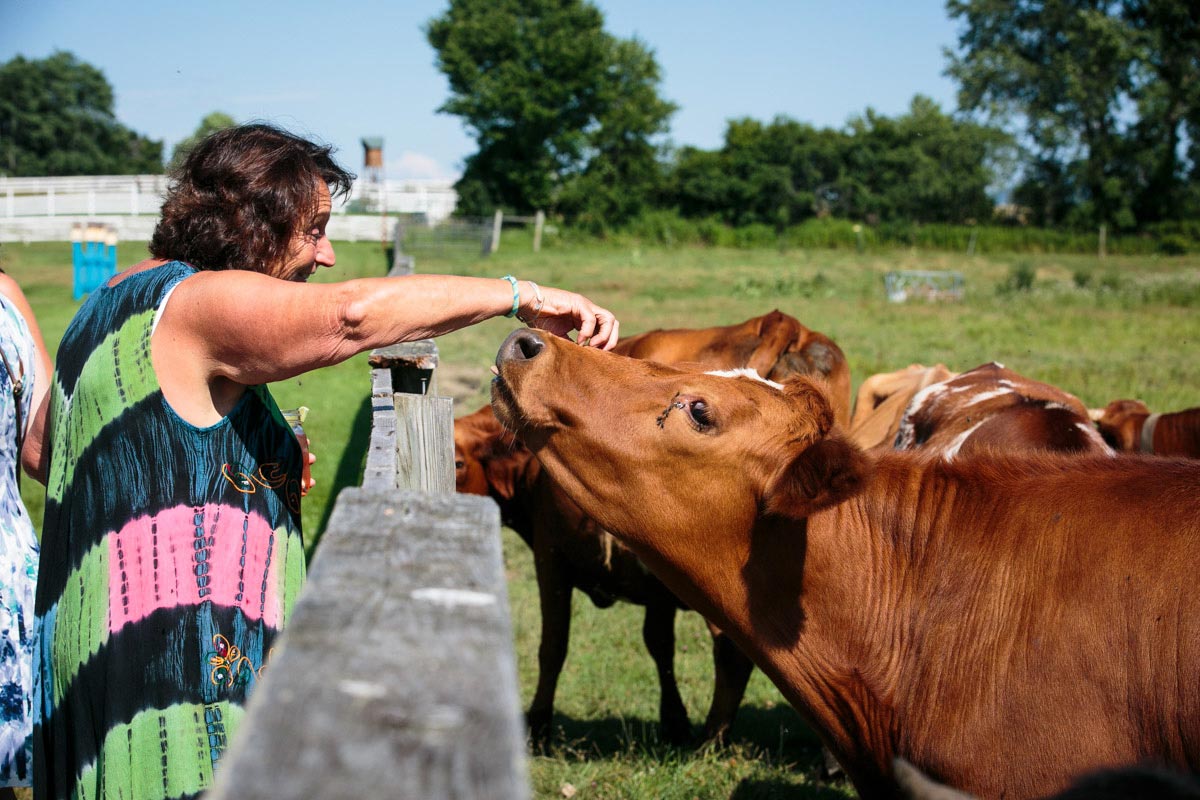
top-left (4, 235), bottom-right (1198, 799)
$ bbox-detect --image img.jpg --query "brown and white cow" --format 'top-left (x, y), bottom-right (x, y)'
top-left (456, 310), bottom-right (848, 745)
top-left (889, 362), bottom-right (1111, 458)
top-left (848, 364), bottom-right (957, 450)
top-left (490, 329), bottom-right (1200, 799)
top-left (1091, 399), bottom-right (1200, 458)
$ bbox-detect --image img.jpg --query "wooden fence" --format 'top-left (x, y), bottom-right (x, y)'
top-left (206, 255), bottom-right (530, 799)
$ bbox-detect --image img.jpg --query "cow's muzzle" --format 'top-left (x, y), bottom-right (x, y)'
top-left (497, 329), bottom-right (546, 366)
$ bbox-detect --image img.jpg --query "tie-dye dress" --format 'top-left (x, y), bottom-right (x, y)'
top-left (32, 261), bottom-right (308, 800)
top-left (0, 291), bottom-right (41, 787)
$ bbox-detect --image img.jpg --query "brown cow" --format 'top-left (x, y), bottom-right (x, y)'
top-left (618, 309), bottom-right (852, 427)
top-left (455, 404), bottom-right (754, 745)
top-left (890, 362), bottom-right (1111, 458)
top-left (491, 329), bottom-right (1200, 799)
top-left (456, 310), bottom-right (848, 745)
top-left (1092, 399), bottom-right (1200, 458)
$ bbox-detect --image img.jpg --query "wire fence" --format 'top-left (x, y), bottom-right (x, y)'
top-left (396, 215), bottom-right (495, 259)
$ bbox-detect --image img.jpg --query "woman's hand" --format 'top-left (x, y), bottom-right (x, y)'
top-left (523, 285), bottom-right (620, 350)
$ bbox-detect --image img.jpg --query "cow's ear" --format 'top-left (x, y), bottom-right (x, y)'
top-left (763, 434), bottom-right (872, 519)
top-left (747, 311), bottom-right (799, 378)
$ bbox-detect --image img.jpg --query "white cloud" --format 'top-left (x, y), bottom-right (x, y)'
top-left (386, 151), bottom-right (460, 181)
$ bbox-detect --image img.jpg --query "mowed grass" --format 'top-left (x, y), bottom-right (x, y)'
top-left (5, 233), bottom-right (1198, 799)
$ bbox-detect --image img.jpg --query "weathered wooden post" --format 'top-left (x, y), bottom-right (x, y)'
top-left (490, 209), bottom-right (503, 254)
top-left (533, 210), bottom-right (545, 253)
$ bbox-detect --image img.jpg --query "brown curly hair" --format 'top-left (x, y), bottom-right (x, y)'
top-left (149, 123), bottom-right (355, 272)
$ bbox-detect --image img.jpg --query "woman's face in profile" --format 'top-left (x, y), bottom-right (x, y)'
top-left (274, 182), bottom-right (336, 282)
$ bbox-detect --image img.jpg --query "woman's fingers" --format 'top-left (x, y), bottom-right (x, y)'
top-left (592, 314), bottom-right (619, 350)
top-left (529, 287), bottom-right (619, 349)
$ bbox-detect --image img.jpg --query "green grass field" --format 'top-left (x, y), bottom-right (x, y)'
top-left (4, 233), bottom-right (1198, 799)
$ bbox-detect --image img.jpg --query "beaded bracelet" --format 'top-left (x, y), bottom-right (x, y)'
top-left (518, 280), bottom-right (545, 324)
top-left (501, 275), bottom-right (520, 318)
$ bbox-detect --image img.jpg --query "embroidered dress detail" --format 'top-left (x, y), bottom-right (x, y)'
top-left (32, 261), bottom-right (306, 800)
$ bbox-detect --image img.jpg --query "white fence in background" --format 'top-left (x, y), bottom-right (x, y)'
top-left (0, 175), bottom-right (458, 243)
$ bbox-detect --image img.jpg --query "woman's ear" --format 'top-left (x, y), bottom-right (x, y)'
top-left (763, 433), bottom-right (872, 519)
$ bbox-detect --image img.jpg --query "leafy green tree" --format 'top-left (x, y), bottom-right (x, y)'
top-left (426, 0), bottom-right (675, 222)
top-left (556, 37), bottom-right (677, 230)
top-left (167, 112), bottom-right (236, 173)
top-left (944, 0), bottom-right (1200, 229)
top-left (0, 51), bottom-right (162, 176)
top-left (846, 96), bottom-right (1011, 224)
top-left (660, 98), bottom-right (1007, 228)
top-left (1121, 0), bottom-right (1200, 223)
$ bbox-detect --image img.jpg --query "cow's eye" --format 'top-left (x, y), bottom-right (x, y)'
top-left (686, 399), bottom-right (715, 430)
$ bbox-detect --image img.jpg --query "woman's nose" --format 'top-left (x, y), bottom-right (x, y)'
top-left (317, 238), bottom-right (336, 267)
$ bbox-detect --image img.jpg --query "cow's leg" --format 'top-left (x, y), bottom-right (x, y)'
top-left (643, 601), bottom-right (691, 744)
top-left (701, 622), bottom-right (755, 745)
top-left (527, 551), bottom-right (572, 748)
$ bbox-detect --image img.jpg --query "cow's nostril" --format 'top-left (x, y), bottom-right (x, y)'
top-left (516, 333), bottom-right (544, 360)
top-left (498, 328), bottom-right (546, 364)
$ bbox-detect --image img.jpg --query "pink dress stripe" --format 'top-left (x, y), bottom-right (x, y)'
top-left (108, 504), bottom-right (283, 634)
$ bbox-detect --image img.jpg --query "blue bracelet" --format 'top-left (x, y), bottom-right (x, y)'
top-left (501, 275), bottom-right (520, 318)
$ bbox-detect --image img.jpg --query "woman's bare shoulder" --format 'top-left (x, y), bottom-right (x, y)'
top-left (107, 258), bottom-right (172, 288)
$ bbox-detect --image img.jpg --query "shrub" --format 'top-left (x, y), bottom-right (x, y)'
top-left (998, 262), bottom-right (1036, 294)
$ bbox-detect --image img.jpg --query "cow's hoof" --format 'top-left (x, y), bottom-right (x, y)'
top-left (526, 709), bottom-right (554, 751)
top-left (661, 717), bottom-right (693, 746)
top-left (700, 723), bottom-right (732, 749)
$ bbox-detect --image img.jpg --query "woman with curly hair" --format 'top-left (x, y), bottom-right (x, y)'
top-left (24, 123), bottom-right (618, 800)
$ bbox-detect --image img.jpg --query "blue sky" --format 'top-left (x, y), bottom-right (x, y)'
top-left (0, 0), bottom-right (963, 181)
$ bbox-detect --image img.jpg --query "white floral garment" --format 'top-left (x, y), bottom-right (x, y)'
top-left (0, 292), bottom-right (39, 787)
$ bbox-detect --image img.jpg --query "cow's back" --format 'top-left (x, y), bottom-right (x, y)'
top-left (893, 363), bottom-right (1107, 457)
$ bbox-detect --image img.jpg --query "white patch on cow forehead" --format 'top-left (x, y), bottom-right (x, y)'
top-left (705, 368), bottom-right (784, 389)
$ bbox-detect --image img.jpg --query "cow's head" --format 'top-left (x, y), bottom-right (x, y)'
top-left (490, 330), bottom-right (870, 558)
top-left (453, 404), bottom-right (534, 502)
top-left (1091, 399), bottom-right (1151, 452)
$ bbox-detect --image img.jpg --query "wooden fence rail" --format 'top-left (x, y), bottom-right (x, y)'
top-left (207, 260), bottom-right (529, 799)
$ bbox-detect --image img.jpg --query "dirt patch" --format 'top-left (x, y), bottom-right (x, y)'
top-left (437, 363), bottom-right (491, 411)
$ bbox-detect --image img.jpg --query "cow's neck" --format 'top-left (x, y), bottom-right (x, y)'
top-left (639, 459), bottom-right (988, 796)
top-left (624, 505), bottom-right (908, 794)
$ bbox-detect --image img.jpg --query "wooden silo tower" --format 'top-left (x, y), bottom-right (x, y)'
top-left (361, 137), bottom-right (387, 247)
top-left (361, 137), bottom-right (384, 188)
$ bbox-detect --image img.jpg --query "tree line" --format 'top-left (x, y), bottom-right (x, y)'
top-left (426, 0), bottom-right (1197, 236)
top-left (3, 0), bottom-right (1197, 239)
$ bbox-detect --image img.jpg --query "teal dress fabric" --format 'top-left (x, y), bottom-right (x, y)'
top-left (0, 291), bottom-right (40, 787)
top-left (32, 261), bottom-right (308, 800)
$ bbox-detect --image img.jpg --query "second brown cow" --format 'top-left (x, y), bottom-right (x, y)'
top-left (1092, 399), bottom-right (1200, 458)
